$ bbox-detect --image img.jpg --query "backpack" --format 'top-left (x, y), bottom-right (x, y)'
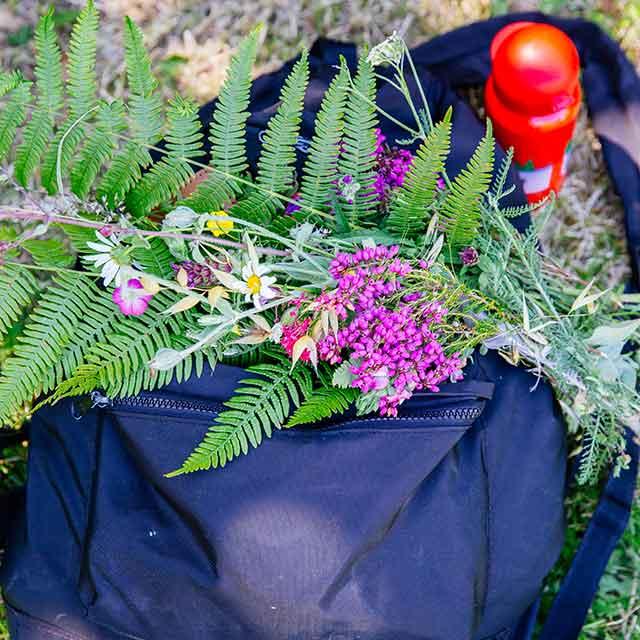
top-left (1, 13), bottom-right (638, 640)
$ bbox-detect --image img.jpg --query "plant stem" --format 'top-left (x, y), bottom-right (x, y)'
top-left (0, 207), bottom-right (290, 257)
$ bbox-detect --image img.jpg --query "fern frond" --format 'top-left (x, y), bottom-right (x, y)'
top-left (0, 81), bottom-right (32, 163)
top-left (97, 16), bottom-right (163, 207)
top-left (255, 51), bottom-right (309, 196)
top-left (0, 264), bottom-right (39, 343)
top-left (298, 64), bottom-right (349, 216)
top-left (131, 237), bottom-right (176, 278)
top-left (21, 239), bottom-right (75, 268)
top-left (126, 95), bottom-right (204, 216)
top-left (169, 354), bottom-right (313, 475)
top-left (0, 274), bottom-right (122, 426)
top-left (52, 292), bottom-right (203, 401)
top-left (491, 145), bottom-right (514, 200)
top-left (14, 9), bottom-right (63, 186)
top-left (337, 56), bottom-right (379, 224)
top-left (441, 119), bottom-right (495, 248)
top-left (386, 108), bottom-right (452, 236)
top-left (285, 385), bottom-right (357, 427)
top-left (70, 100), bottom-right (126, 198)
top-left (0, 70), bottom-right (25, 98)
top-left (228, 51), bottom-right (309, 224)
top-left (183, 27), bottom-right (260, 213)
top-left (40, 0), bottom-right (99, 194)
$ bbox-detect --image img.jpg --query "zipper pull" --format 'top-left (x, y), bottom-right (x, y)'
top-left (90, 391), bottom-right (112, 409)
top-left (70, 391), bottom-right (112, 421)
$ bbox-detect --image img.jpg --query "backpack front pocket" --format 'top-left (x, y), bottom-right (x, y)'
top-left (80, 378), bottom-right (495, 640)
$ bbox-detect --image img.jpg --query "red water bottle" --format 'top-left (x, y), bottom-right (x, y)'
top-left (485, 22), bottom-right (581, 203)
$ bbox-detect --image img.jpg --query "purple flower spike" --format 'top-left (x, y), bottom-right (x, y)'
top-left (113, 279), bottom-right (153, 316)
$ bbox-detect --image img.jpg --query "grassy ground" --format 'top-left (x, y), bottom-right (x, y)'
top-left (1, 0), bottom-right (640, 637)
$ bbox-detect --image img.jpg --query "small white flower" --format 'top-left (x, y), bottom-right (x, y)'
top-left (211, 237), bottom-right (278, 310)
top-left (367, 32), bottom-right (404, 67)
top-left (84, 230), bottom-right (129, 287)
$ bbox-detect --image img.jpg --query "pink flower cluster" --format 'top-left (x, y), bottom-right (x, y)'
top-left (373, 128), bottom-right (413, 202)
top-left (316, 245), bottom-right (464, 416)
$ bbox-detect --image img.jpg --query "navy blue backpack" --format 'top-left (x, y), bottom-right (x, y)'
top-left (1, 13), bottom-right (638, 640)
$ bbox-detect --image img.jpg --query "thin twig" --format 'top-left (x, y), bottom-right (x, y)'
top-left (0, 206), bottom-right (290, 257)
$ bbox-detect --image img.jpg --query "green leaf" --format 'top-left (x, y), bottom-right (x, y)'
top-left (337, 56), bottom-right (379, 224)
top-left (386, 108), bottom-right (452, 236)
top-left (441, 119), bottom-right (495, 249)
top-left (21, 238), bottom-right (75, 268)
top-left (285, 386), bottom-right (357, 427)
top-left (169, 353), bottom-right (313, 475)
top-left (298, 63), bottom-right (349, 216)
top-left (97, 16), bottom-right (163, 207)
top-left (70, 100), bottom-right (126, 198)
top-left (126, 95), bottom-right (204, 216)
top-left (0, 264), bottom-right (40, 343)
top-left (40, 0), bottom-right (99, 194)
top-left (229, 50), bottom-right (309, 225)
top-left (0, 81), bottom-right (32, 163)
top-left (0, 274), bottom-right (120, 426)
top-left (14, 8), bottom-right (63, 186)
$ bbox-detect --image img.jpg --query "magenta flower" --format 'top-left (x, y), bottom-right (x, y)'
top-left (112, 278), bottom-right (153, 316)
top-left (372, 128), bottom-right (413, 203)
top-left (315, 245), bottom-right (464, 416)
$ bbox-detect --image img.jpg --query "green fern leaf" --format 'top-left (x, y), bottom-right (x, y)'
top-left (0, 70), bottom-right (25, 98)
top-left (337, 56), bottom-right (379, 224)
top-left (21, 239), bottom-right (75, 268)
top-left (0, 264), bottom-right (39, 343)
top-left (97, 16), bottom-right (163, 207)
top-left (169, 354), bottom-right (313, 475)
top-left (386, 108), bottom-right (452, 236)
top-left (131, 237), bottom-right (176, 278)
top-left (126, 95), bottom-right (204, 216)
top-left (441, 119), bottom-right (495, 248)
top-left (70, 100), bottom-right (126, 198)
top-left (52, 292), bottom-right (203, 401)
top-left (229, 51), bottom-right (309, 224)
top-left (183, 27), bottom-right (260, 213)
top-left (285, 385), bottom-right (357, 427)
top-left (40, 0), bottom-right (99, 193)
top-left (298, 64), bottom-right (349, 216)
top-left (0, 274), bottom-right (122, 426)
top-left (14, 9), bottom-right (63, 187)
top-left (0, 81), bottom-right (32, 163)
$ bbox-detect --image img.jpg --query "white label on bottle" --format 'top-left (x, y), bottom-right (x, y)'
top-left (518, 165), bottom-right (553, 195)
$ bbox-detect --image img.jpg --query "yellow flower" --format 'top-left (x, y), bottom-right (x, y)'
top-left (206, 210), bottom-right (234, 237)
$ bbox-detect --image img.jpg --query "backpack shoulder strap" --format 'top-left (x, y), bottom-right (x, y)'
top-left (539, 430), bottom-right (639, 639)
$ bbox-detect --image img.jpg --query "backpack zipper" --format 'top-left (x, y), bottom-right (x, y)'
top-left (87, 391), bottom-right (224, 416)
top-left (79, 391), bottom-right (483, 425)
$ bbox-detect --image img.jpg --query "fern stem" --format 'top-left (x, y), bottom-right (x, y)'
top-left (2, 260), bottom-right (95, 277)
top-left (347, 85), bottom-right (419, 138)
top-left (56, 105), bottom-right (100, 196)
top-left (402, 42), bottom-right (433, 130)
top-left (0, 207), bottom-right (289, 257)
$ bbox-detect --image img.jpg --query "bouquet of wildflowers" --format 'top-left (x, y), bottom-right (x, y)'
top-left (1, 4), bottom-right (639, 483)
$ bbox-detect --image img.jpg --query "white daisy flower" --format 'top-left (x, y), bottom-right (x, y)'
top-left (84, 230), bottom-right (129, 287)
top-left (212, 237), bottom-right (278, 309)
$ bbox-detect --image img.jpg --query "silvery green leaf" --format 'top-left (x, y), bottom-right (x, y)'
top-left (149, 348), bottom-right (185, 371)
top-left (197, 314), bottom-right (228, 327)
top-left (355, 391), bottom-right (381, 416)
top-left (587, 318), bottom-right (640, 350)
top-left (191, 241), bottom-right (205, 264)
top-left (165, 237), bottom-right (189, 261)
top-left (332, 362), bottom-right (353, 388)
top-left (163, 206), bottom-right (197, 229)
